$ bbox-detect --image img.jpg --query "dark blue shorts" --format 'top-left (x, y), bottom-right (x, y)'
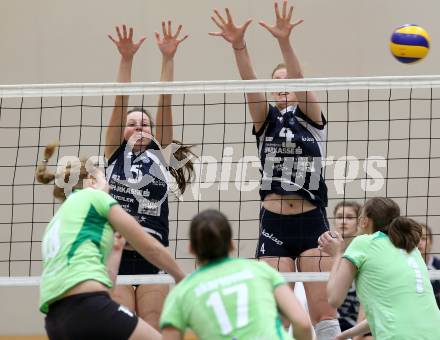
top-left (118, 229), bottom-right (166, 276)
top-left (118, 249), bottom-right (161, 275)
top-left (45, 291), bottom-right (138, 340)
top-left (256, 207), bottom-right (329, 260)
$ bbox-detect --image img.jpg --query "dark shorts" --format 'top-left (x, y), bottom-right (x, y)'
top-left (119, 249), bottom-right (161, 275)
top-left (338, 318), bottom-right (354, 332)
top-left (255, 207), bottom-right (329, 260)
top-left (119, 229), bottom-right (167, 276)
top-left (45, 291), bottom-right (138, 340)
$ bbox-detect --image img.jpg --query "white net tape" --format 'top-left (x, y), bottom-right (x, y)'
top-left (1, 75), bottom-right (439, 287)
top-left (1, 271), bottom-right (440, 287)
top-left (1, 75), bottom-right (440, 98)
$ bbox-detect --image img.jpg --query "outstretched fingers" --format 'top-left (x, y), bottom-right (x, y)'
top-left (241, 18), bottom-right (253, 32)
top-left (167, 20), bottom-right (172, 37)
top-left (258, 21), bottom-right (272, 32)
top-left (282, 0), bottom-right (287, 18)
top-left (173, 24), bottom-right (182, 39)
top-left (161, 21), bottom-right (167, 37)
top-left (136, 36), bottom-right (146, 47)
top-left (107, 34), bottom-right (117, 45)
top-left (225, 8), bottom-right (234, 24)
top-left (274, 1), bottom-right (281, 20)
top-left (177, 34), bottom-right (189, 45)
top-left (210, 15), bottom-right (224, 30)
top-left (292, 19), bottom-right (304, 30)
top-left (116, 26), bottom-right (123, 41)
top-left (213, 9), bottom-right (227, 25)
top-left (287, 5), bottom-right (293, 21)
top-left (208, 31), bottom-right (223, 37)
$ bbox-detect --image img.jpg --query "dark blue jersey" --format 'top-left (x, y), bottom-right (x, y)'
top-left (428, 256), bottom-right (440, 308)
top-left (337, 284), bottom-right (359, 329)
top-left (106, 140), bottom-right (169, 245)
top-left (253, 105), bottom-right (328, 207)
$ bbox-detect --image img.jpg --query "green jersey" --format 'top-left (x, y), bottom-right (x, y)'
top-left (39, 188), bottom-right (118, 313)
top-left (344, 231), bottom-right (440, 340)
top-left (160, 258), bottom-right (292, 340)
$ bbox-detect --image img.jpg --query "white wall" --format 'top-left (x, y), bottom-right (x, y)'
top-left (0, 0), bottom-right (439, 86)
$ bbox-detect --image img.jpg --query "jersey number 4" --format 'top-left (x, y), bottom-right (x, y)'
top-left (279, 127), bottom-right (294, 142)
top-left (205, 283), bottom-right (249, 335)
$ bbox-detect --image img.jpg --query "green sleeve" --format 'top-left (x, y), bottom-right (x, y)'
top-left (343, 235), bottom-right (370, 269)
top-left (160, 286), bottom-right (186, 331)
top-left (258, 261), bottom-right (286, 288)
top-left (91, 189), bottom-right (118, 218)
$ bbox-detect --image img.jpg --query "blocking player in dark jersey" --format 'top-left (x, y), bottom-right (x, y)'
top-left (209, 2), bottom-right (339, 338)
top-left (105, 23), bottom-right (194, 330)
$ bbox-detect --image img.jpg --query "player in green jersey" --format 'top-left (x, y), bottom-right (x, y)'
top-left (160, 209), bottom-right (313, 340)
top-left (36, 142), bottom-right (185, 340)
top-left (318, 197), bottom-right (440, 340)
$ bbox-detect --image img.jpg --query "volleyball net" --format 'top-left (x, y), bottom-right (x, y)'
top-left (1, 76), bottom-right (440, 286)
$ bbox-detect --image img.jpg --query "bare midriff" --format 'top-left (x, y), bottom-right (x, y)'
top-left (263, 192), bottom-right (316, 215)
top-left (61, 280), bottom-right (109, 299)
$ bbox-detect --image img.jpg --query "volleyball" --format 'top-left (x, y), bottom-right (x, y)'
top-left (390, 24), bottom-right (431, 63)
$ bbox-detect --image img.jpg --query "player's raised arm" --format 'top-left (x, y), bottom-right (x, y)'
top-left (105, 25), bottom-right (146, 159)
top-left (209, 8), bottom-right (268, 132)
top-left (260, 0), bottom-right (322, 124)
top-left (155, 21), bottom-right (188, 147)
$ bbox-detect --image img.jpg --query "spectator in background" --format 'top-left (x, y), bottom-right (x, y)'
top-left (418, 223), bottom-right (440, 308)
top-left (333, 201), bottom-right (372, 340)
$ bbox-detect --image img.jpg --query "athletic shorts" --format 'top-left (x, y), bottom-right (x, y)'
top-left (255, 207), bottom-right (329, 260)
top-left (119, 230), bottom-right (166, 276)
top-left (119, 249), bottom-right (161, 275)
top-left (45, 291), bottom-right (138, 340)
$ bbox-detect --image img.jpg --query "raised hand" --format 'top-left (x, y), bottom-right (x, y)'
top-left (155, 21), bottom-right (188, 59)
top-left (259, 0), bottom-right (303, 42)
top-left (108, 25), bottom-right (146, 60)
top-left (318, 231), bottom-right (345, 257)
top-left (209, 8), bottom-right (252, 48)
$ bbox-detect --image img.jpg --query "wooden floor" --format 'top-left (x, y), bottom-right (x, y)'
top-left (0, 332), bottom-right (197, 340)
top-left (0, 338), bottom-right (47, 340)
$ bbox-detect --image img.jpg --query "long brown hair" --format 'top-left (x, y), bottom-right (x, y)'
top-left (128, 107), bottom-right (195, 193)
top-left (363, 197), bottom-right (422, 252)
top-left (35, 142), bottom-right (89, 201)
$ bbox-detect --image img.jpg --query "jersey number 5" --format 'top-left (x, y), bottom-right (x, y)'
top-left (127, 164), bottom-right (143, 184)
top-left (205, 283), bottom-right (249, 335)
